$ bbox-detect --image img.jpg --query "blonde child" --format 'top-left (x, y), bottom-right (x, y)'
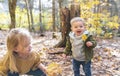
top-left (0, 28), bottom-right (47, 76)
top-left (63, 17), bottom-right (97, 76)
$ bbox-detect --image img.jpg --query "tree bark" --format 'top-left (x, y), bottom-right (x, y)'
top-left (54, 7), bottom-right (70, 47)
top-left (39, 0), bottom-right (42, 24)
top-left (70, 3), bottom-right (80, 19)
top-left (52, 0), bottom-right (56, 31)
top-left (58, 0), bottom-right (62, 32)
top-left (39, 0), bottom-right (42, 33)
top-left (29, 0), bottom-right (34, 31)
top-left (25, 0), bottom-right (31, 31)
top-left (8, 0), bottom-right (17, 30)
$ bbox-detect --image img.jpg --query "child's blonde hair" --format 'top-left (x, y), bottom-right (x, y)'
top-left (3, 28), bottom-right (32, 73)
top-left (70, 17), bottom-right (85, 26)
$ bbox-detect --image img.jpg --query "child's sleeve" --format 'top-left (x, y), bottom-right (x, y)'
top-left (85, 35), bottom-right (97, 48)
top-left (64, 37), bottom-right (72, 55)
top-left (90, 35), bottom-right (97, 48)
top-left (32, 52), bottom-right (41, 70)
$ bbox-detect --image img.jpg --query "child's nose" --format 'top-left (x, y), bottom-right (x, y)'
top-left (29, 44), bottom-right (32, 49)
top-left (78, 27), bottom-right (81, 29)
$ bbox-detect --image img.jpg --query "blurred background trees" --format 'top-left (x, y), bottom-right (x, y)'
top-left (0, 0), bottom-right (120, 40)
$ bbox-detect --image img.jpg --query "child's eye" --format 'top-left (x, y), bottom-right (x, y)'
top-left (24, 43), bottom-right (31, 48)
top-left (80, 26), bottom-right (83, 28)
top-left (74, 26), bottom-right (78, 28)
top-left (24, 45), bottom-right (29, 47)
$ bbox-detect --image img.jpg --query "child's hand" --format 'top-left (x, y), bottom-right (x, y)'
top-left (38, 63), bottom-right (48, 74)
top-left (86, 41), bottom-right (93, 47)
top-left (44, 67), bottom-right (48, 74)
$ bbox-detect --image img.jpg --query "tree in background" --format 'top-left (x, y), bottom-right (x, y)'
top-left (29, 0), bottom-right (34, 31)
top-left (52, 0), bottom-right (56, 31)
top-left (25, 0), bottom-right (34, 32)
top-left (1, 0), bottom-right (119, 36)
top-left (39, 0), bottom-right (43, 34)
top-left (25, 0), bottom-right (31, 31)
top-left (8, 0), bottom-right (17, 30)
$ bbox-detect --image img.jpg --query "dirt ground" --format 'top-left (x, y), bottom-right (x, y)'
top-left (0, 31), bottom-right (120, 76)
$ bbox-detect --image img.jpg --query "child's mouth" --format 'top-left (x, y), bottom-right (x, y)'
top-left (77, 31), bottom-right (81, 34)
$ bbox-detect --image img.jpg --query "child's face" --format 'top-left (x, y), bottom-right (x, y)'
top-left (15, 37), bottom-right (32, 56)
top-left (71, 21), bottom-right (85, 36)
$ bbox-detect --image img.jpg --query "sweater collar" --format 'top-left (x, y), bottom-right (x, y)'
top-left (69, 30), bottom-right (89, 39)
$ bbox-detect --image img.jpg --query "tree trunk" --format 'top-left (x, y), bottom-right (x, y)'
top-left (39, 0), bottom-right (42, 24)
top-left (39, 0), bottom-right (44, 35)
top-left (55, 7), bottom-right (70, 47)
top-left (25, 0), bottom-right (31, 31)
top-left (29, 0), bottom-right (34, 31)
top-left (70, 3), bottom-right (80, 19)
top-left (52, 0), bottom-right (56, 31)
top-left (58, 0), bottom-right (62, 32)
top-left (55, 3), bottom-right (80, 47)
top-left (8, 0), bottom-right (17, 30)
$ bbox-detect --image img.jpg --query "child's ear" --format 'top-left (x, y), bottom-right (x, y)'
top-left (13, 48), bottom-right (18, 52)
top-left (71, 27), bottom-right (73, 31)
top-left (84, 26), bottom-right (86, 29)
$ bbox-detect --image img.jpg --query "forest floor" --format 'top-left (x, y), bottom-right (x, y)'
top-left (0, 30), bottom-right (120, 76)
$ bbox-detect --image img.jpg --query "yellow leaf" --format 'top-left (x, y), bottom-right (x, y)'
top-left (114, 23), bottom-right (119, 29)
top-left (93, 1), bottom-right (100, 5)
top-left (97, 56), bottom-right (102, 61)
top-left (82, 34), bottom-right (87, 41)
top-left (47, 62), bottom-right (62, 76)
top-left (107, 22), bottom-right (119, 29)
top-left (88, 28), bottom-right (96, 33)
top-left (112, 16), bottom-right (118, 22)
top-left (104, 33), bottom-right (113, 38)
top-left (96, 28), bottom-right (102, 35)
